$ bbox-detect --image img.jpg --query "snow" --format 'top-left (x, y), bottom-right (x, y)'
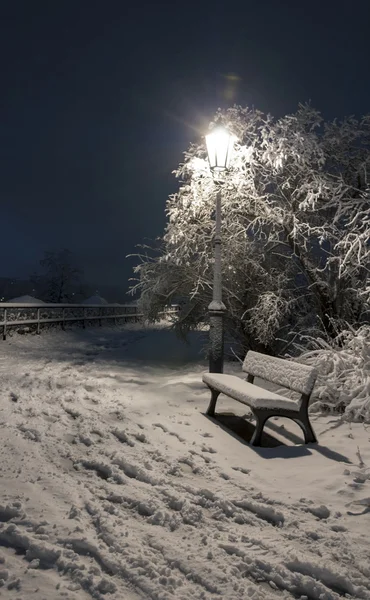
top-left (203, 373), bottom-right (301, 410)
top-left (7, 295), bottom-right (45, 304)
top-left (0, 323), bottom-right (369, 600)
top-left (81, 295), bottom-right (108, 305)
top-left (208, 301), bottom-right (226, 312)
top-left (243, 351), bottom-right (317, 396)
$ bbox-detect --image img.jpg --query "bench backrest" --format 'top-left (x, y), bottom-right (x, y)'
top-left (243, 351), bottom-right (317, 396)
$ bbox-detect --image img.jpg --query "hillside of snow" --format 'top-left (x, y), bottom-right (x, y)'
top-left (0, 324), bottom-right (369, 600)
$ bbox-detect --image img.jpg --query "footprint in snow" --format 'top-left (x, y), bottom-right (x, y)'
top-left (75, 460), bottom-right (125, 484)
top-left (83, 396), bottom-right (100, 406)
top-left (17, 424), bottom-right (42, 442)
top-left (152, 423), bottom-right (185, 443)
top-left (84, 384), bottom-right (96, 393)
top-left (78, 431), bottom-right (103, 446)
top-left (346, 497), bottom-right (370, 515)
top-left (232, 466), bottom-right (251, 475)
top-left (201, 445), bottom-right (217, 454)
top-left (112, 429), bottom-right (135, 447)
top-left (0, 502), bottom-right (23, 522)
top-left (62, 405), bottom-right (81, 420)
top-left (133, 432), bottom-right (148, 443)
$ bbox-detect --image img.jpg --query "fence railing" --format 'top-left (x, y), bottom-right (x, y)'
top-left (0, 303), bottom-right (180, 341)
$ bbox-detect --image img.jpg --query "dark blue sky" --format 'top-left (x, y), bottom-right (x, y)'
top-left (1, 0), bottom-right (370, 290)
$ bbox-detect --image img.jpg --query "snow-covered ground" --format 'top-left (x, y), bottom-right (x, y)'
top-left (0, 324), bottom-right (369, 600)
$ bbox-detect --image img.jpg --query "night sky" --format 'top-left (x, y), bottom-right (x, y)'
top-left (2, 0), bottom-right (370, 293)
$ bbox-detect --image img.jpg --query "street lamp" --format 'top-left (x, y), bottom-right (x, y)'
top-left (205, 125), bottom-right (235, 373)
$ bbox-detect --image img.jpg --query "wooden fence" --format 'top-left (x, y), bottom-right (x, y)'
top-left (0, 303), bottom-right (179, 341)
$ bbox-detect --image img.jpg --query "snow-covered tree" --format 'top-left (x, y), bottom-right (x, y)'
top-left (131, 104), bottom-right (370, 354)
top-left (32, 249), bottom-right (83, 303)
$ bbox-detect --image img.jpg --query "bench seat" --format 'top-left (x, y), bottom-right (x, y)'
top-left (202, 351), bottom-right (318, 446)
top-left (203, 373), bottom-right (300, 412)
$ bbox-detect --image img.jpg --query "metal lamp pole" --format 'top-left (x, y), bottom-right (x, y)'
top-left (208, 187), bottom-right (226, 373)
top-left (205, 125), bottom-right (235, 374)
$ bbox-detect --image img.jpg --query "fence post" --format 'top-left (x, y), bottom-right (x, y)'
top-left (83, 307), bottom-right (86, 329)
top-left (99, 308), bottom-right (102, 327)
top-left (3, 309), bottom-right (7, 341)
top-left (61, 307), bottom-right (66, 331)
top-left (37, 308), bottom-right (40, 335)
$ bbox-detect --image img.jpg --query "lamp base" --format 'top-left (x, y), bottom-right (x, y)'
top-left (208, 305), bottom-right (225, 374)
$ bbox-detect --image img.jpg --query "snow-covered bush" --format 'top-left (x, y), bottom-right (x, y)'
top-left (295, 325), bottom-right (370, 423)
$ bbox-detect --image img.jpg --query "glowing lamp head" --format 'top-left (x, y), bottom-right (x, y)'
top-left (205, 126), bottom-right (235, 174)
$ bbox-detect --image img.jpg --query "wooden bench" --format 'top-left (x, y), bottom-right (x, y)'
top-left (202, 350), bottom-right (318, 446)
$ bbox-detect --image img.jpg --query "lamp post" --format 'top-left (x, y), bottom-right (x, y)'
top-left (205, 125), bottom-right (235, 373)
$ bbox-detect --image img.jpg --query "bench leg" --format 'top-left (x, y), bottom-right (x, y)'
top-left (294, 416), bottom-right (317, 444)
top-left (250, 411), bottom-right (269, 446)
top-left (206, 388), bottom-right (220, 417)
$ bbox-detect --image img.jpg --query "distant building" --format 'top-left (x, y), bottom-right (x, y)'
top-left (8, 295), bottom-right (45, 304)
top-left (81, 295), bottom-right (108, 305)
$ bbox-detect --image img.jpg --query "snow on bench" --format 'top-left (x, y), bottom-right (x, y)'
top-left (202, 350), bottom-right (318, 447)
